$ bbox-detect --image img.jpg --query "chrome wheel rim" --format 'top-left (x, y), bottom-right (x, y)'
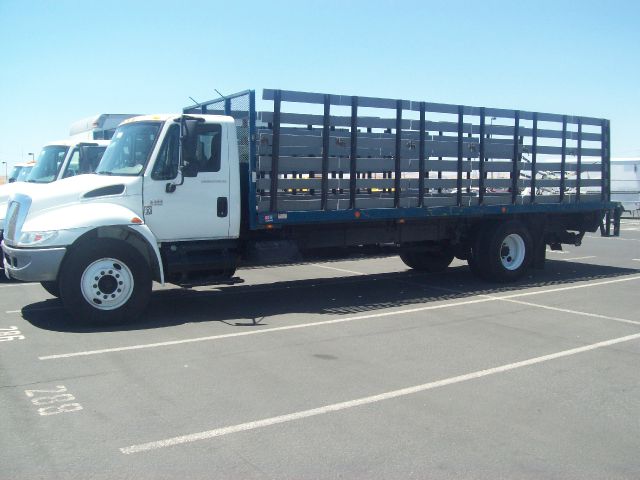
top-left (80, 258), bottom-right (134, 310)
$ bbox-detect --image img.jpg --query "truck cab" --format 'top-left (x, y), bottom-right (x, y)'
top-left (0, 140), bottom-right (109, 259)
top-left (7, 162), bottom-right (35, 183)
top-left (27, 139), bottom-right (109, 183)
top-left (2, 114), bottom-right (239, 321)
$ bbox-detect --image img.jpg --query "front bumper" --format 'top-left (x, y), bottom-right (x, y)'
top-left (2, 242), bottom-right (66, 282)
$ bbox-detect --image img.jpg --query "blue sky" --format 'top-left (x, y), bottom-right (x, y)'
top-left (1, 0), bottom-right (638, 168)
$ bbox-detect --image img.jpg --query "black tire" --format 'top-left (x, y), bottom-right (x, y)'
top-left (468, 224), bottom-right (489, 279)
top-left (40, 280), bottom-right (60, 298)
top-left (467, 249), bottom-right (484, 278)
top-left (473, 220), bottom-right (533, 282)
top-left (399, 250), bottom-right (454, 273)
top-left (58, 238), bottom-right (152, 325)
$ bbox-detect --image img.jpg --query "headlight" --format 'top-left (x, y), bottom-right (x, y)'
top-left (18, 230), bottom-right (59, 246)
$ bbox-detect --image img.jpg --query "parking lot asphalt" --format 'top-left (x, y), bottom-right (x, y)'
top-left (1, 220), bottom-right (639, 479)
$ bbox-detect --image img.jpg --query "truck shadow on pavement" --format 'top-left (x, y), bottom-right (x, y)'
top-left (20, 260), bottom-right (640, 333)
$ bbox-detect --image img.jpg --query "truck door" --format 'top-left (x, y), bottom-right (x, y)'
top-left (143, 121), bottom-right (231, 241)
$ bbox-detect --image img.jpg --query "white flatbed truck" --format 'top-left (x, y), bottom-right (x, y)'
top-left (2, 89), bottom-right (622, 324)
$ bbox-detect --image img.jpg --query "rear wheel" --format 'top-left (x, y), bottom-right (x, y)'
top-left (59, 238), bottom-right (152, 325)
top-left (399, 249), bottom-right (454, 273)
top-left (471, 221), bottom-right (533, 282)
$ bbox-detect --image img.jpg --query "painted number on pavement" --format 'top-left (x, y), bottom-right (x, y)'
top-left (25, 386), bottom-right (83, 416)
top-left (0, 326), bottom-right (24, 342)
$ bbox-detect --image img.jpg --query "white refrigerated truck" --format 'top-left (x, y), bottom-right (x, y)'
top-left (69, 114), bottom-right (141, 141)
top-left (611, 158), bottom-right (640, 216)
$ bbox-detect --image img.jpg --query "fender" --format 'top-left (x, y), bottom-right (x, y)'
top-left (128, 223), bottom-right (165, 284)
top-left (18, 202), bottom-right (165, 284)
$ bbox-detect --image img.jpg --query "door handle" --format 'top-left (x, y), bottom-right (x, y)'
top-left (217, 197), bottom-right (228, 217)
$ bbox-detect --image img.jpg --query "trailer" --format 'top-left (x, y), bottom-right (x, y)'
top-left (611, 157), bottom-right (640, 216)
top-left (68, 114), bottom-right (141, 141)
top-left (2, 89), bottom-right (622, 324)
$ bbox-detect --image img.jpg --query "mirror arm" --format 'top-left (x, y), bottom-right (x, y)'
top-left (166, 167), bottom-right (185, 193)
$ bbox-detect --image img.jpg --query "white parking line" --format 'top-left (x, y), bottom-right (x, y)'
top-left (403, 277), bottom-right (640, 326)
top-left (0, 282), bottom-right (38, 288)
top-left (38, 297), bottom-right (496, 360)
top-left (558, 256), bottom-right (596, 262)
top-left (585, 235), bottom-right (640, 242)
top-left (39, 274), bottom-right (640, 360)
top-left (6, 306), bottom-right (62, 314)
top-left (546, 249), bottom-right (569, 254)
top-left (497, 298), bottom-right (640, 327)
top-left (119, 331), bottom-right (640, 454)
top-left (497, 275), bottom-right (640, 299)
top-left (310, 264), bottom-right (365, 276)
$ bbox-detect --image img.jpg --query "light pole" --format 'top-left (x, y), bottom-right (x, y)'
top-left (28, 152), bottom-right (35, 163)
top-left (1, 161), bottom-right (7, 183)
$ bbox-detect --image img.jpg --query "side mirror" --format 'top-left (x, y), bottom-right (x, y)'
top-left (168, 115), bottom-right (203, 192)
top-left (179, 117), bottom-right (201, 165)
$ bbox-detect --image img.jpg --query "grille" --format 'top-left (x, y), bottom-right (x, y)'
top-left (5, 201), bottom-right (19, 243)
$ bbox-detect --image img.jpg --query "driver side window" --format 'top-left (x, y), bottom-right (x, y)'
top-left (62, 149), bottom-right (80, 178)
top-left (151, 124), bottom-right (179, 180)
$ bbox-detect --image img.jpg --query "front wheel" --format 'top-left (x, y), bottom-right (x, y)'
top-left (40, 280), bottom-right (60, 298)
top-left (59, 238), bottom-right (152, 325)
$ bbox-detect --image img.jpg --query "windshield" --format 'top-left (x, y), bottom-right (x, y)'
top-left (27, 146), bottom-right (69, 183)
top-left (17, 166), bottom-right (33, 181)
top-left (96, 122), bottom-right (162, 176)
top-left (61, 146), bottom-right (107, 178)
top-left (8, 166), bottom-right (22, 182)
